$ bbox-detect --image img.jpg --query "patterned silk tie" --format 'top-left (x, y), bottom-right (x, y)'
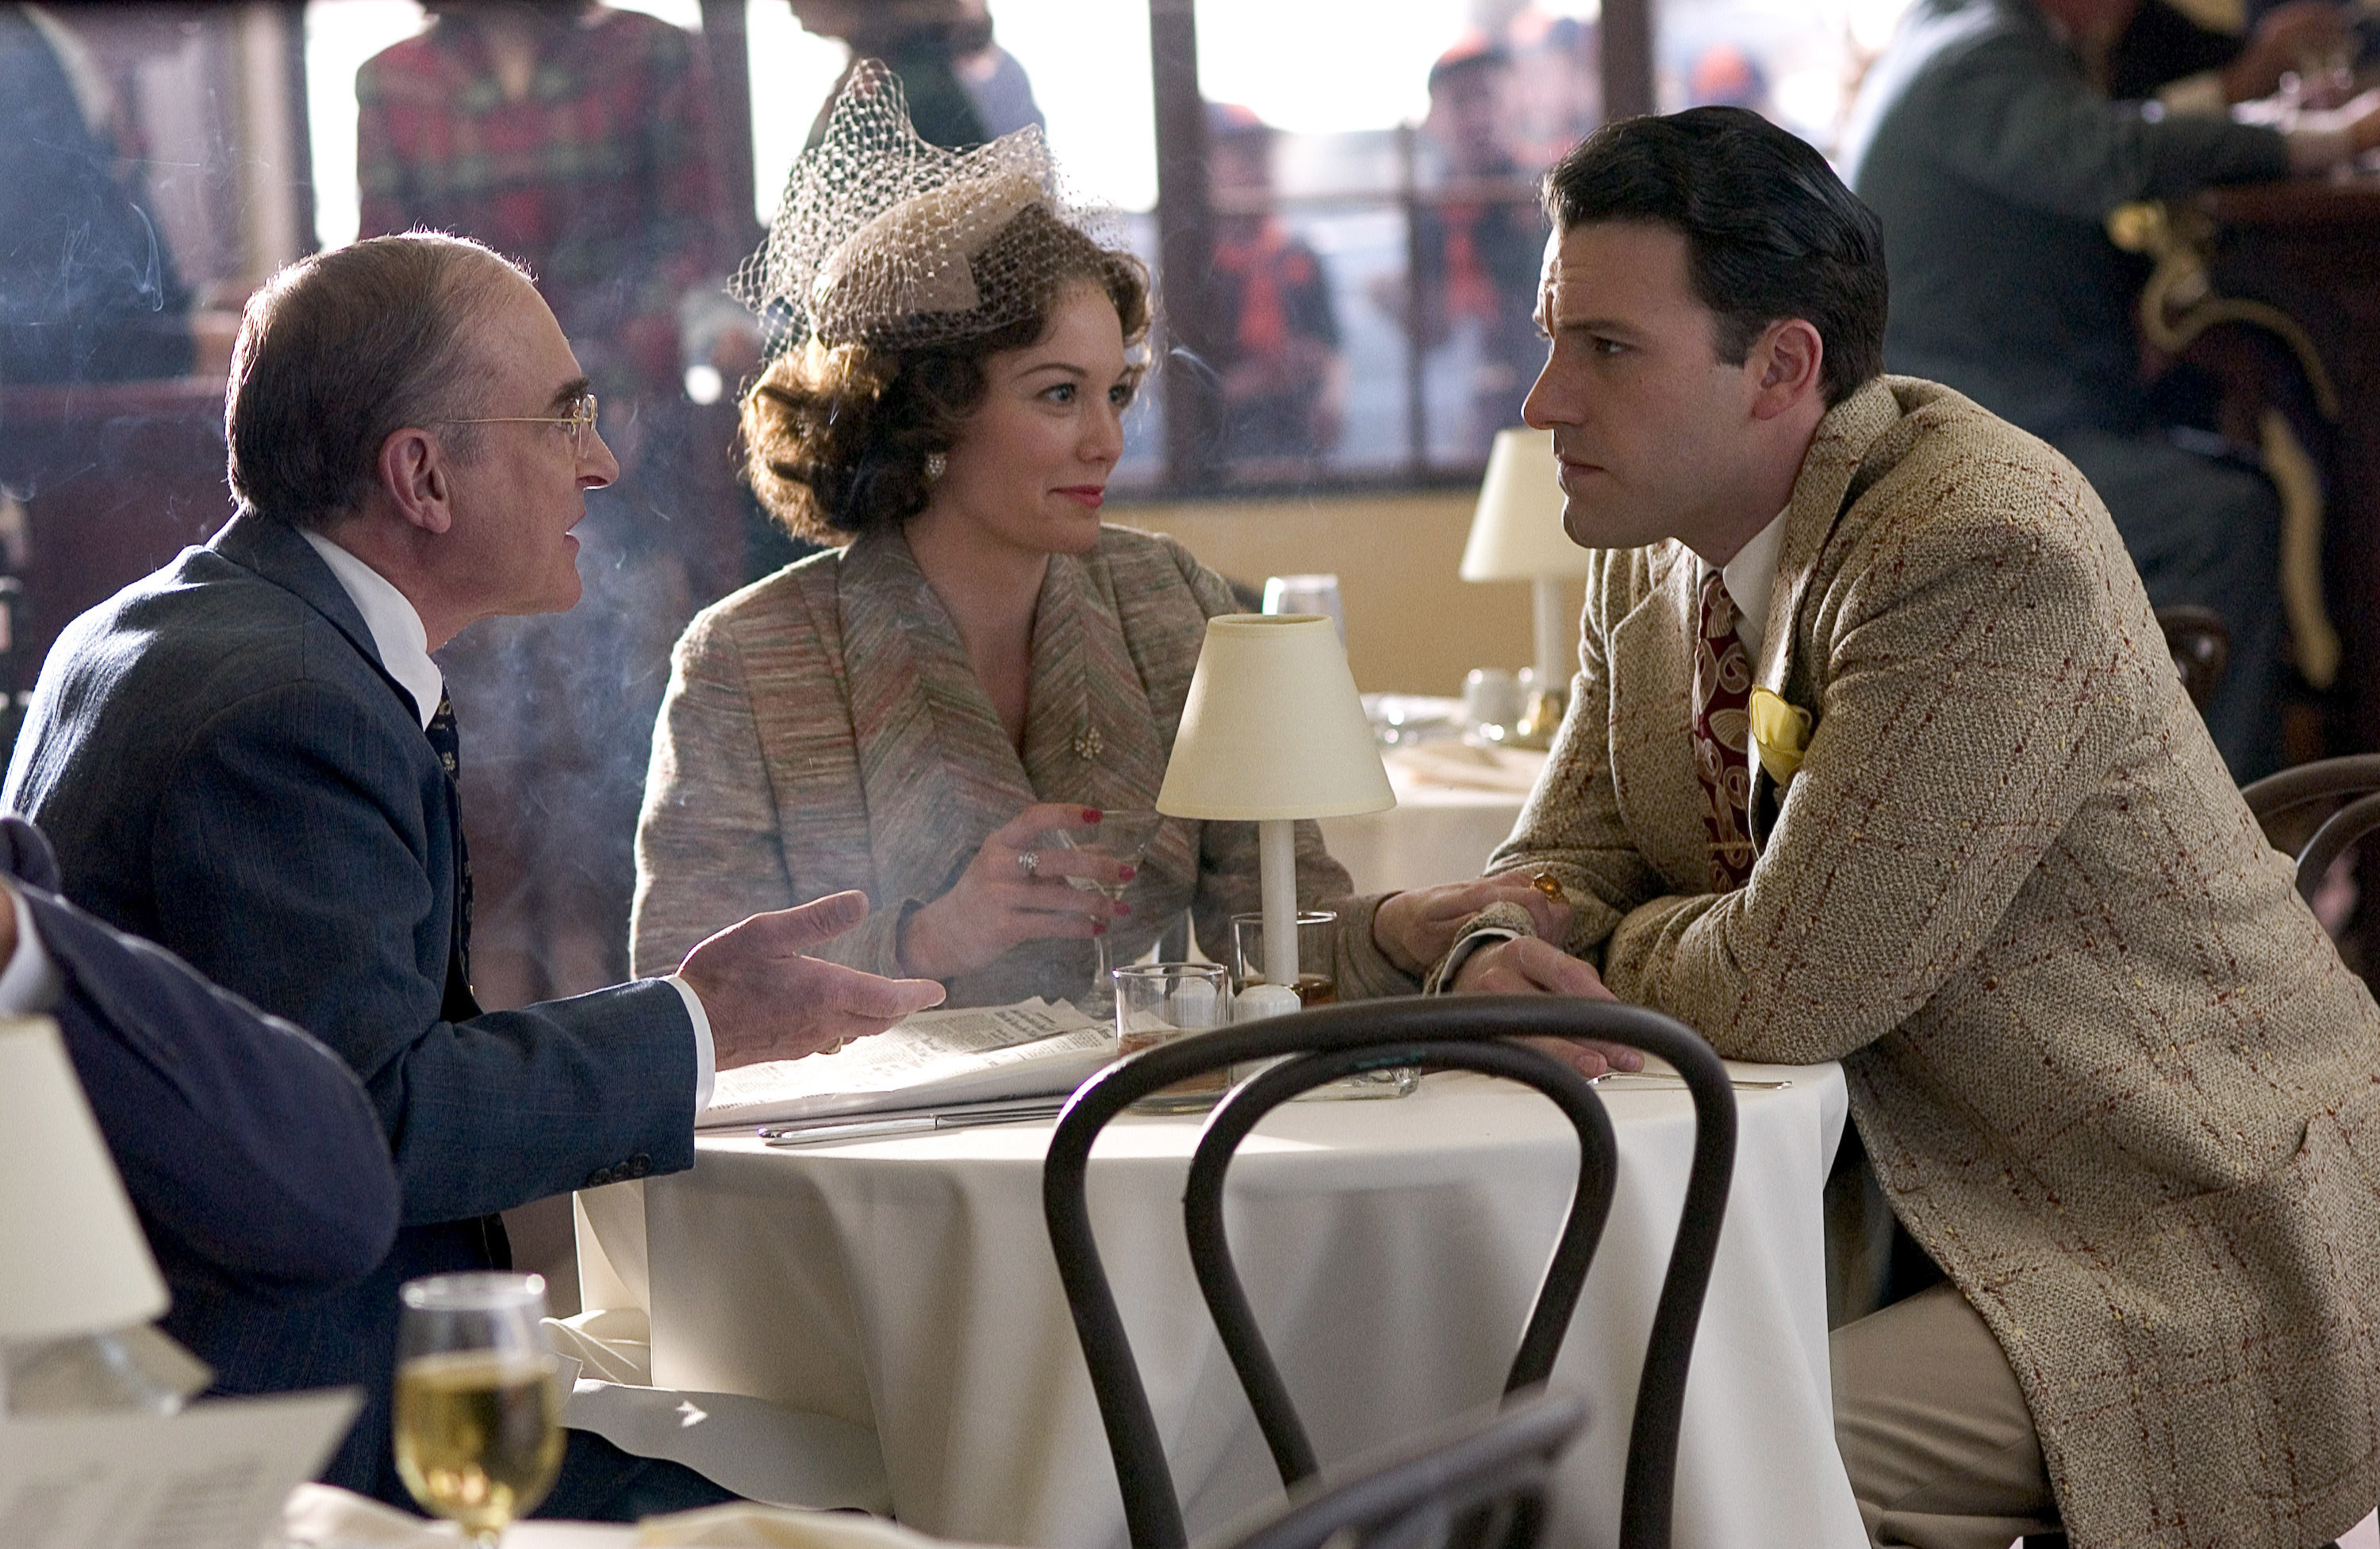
top-left (1692, 569), bottom-right (1758, 893)
top-left (424, 690), bottom-right (479, 1018)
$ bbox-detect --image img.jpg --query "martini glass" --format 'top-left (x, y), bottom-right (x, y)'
top-left (1054, 809), bottom-right (1166, 1015)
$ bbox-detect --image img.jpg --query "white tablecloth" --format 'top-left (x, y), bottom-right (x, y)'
top-left (580, 1065), bottom-right (1864, 1549)
top-left (1316, 746), bottom-right (1544, 894)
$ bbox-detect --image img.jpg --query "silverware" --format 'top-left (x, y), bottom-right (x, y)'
top-left (1587, 1074), bottom-right (1795, 1091)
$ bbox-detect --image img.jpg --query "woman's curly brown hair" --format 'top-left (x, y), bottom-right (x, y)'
top-left (742, 203), bottom-right (1151, 543)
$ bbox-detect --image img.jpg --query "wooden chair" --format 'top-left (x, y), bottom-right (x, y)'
top-left (1042, 995), bottom-right (1739, 1549)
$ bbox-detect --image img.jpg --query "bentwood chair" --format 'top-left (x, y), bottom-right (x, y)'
top-left (2240, 753), bottom-right (2380, 905)
top-left (1219, 1390), bottom-right (1587, 1549)
top-left (1042, 996), bottom-right (1740, 1549)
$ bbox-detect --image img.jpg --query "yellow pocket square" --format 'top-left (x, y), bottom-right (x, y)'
top-left (1748, 688), bottom-right (1814, 784)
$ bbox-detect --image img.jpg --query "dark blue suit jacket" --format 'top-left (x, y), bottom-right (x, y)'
top-left (2, 815), bottom-right (400, 1300)
top-left (2, 511), bottom-right (696, 1499)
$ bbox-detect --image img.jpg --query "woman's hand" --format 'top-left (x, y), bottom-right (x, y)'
top-left (896, 803), bottom-right (1134, 981)
top-left (1370, 869), bottom-right (1574, 976)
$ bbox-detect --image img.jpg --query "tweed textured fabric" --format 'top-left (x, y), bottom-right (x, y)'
top-left (1475, 377), bottom-right (2380, 1549)
top-left (631, 524), bottom-right (1412, 1008)
top-left (1691, 568), bottom-right (1756, 892)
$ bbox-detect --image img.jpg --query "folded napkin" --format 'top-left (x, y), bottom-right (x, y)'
top-left (1390, 742), bottom-right (1547, 795)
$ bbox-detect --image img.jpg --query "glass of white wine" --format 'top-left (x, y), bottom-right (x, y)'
top-left (1054, 808), bottom-right (1167, 1014)
top-left (394, 1272), bottom-right (566, 1547)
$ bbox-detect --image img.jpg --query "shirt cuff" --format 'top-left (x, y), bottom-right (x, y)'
top-left (2157, 70), bottom-right (2230, 117)
top-left (664, 973), bottom-right (716, 1117)
top-left (0, 884), bottom-right (63, 1015)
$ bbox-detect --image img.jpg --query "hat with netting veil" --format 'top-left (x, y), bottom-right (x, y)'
top-left (738, 63), bottom-right (1105, 354)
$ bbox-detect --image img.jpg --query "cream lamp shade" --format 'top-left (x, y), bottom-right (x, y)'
top-left (0, 1015), bottom-right (169, 1344)
top-left (1157, 615), bottom-right (1393, 821)
top-left (1458, 428), bottom-right (1593, 583)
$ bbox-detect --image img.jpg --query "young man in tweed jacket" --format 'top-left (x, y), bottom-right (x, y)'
top-left (1444, 108), bottom-right (2380, 1549)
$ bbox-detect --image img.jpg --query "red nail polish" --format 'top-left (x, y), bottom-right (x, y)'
top-left (1092, 923), bottom-right (1107, 936)
top-left (1115, 903), bottom-right (1132, 917)
top-left (1083, 807), bottom-right (1102, 822)
top-left (1118, 865), bottom-right (1136, 880)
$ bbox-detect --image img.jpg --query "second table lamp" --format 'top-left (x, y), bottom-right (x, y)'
top-left (1157, 615), bottom-right (1393, 1019)
top-left (1460, 427), bottom-right (1593, 746)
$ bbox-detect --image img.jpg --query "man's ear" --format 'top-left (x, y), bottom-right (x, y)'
top-left (1748, 318), bottom-right (1825, 421)
top-left (378, 427), bottom-right (455, 536)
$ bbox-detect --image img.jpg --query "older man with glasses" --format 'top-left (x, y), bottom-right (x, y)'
top-left (1, 231), bottom-right (946, 1521)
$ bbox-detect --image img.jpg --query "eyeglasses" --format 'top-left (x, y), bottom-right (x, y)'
top-left (443, 393), bottom-right (601, 457)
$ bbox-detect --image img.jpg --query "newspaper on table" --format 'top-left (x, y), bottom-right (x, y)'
top-left (700, 998), bottom-right (1119, 1131)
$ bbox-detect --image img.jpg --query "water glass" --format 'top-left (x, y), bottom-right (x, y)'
top-left (1230, 911), bottom-right (1417, 1101)
top-left (394, 1272), bottom-right (564, 1547)
top-left (1113, 961), bottom-right (1231, 1111)
top-left (1261, 573), bottom-right (1345, 643)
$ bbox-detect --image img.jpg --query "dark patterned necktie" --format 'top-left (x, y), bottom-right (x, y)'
top-left (1692, 569), bottom-right (1758, 893)
top-left (424, 690), bottom-right (478, 1018)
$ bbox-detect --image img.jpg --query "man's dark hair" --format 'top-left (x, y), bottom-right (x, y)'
top-left (1544, 107), bottom-right (1887, 405)
top-left (225, 232), bottom-right (524, 529)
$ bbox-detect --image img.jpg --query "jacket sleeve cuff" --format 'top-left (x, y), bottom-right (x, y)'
top-left (1419, 899), bottom-right (1540, 995)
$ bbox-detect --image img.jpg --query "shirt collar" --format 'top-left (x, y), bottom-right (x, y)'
top-left (298, 529), bottom-right (443, 730)
top-left (1708, 509), bottom-right (1790, 659)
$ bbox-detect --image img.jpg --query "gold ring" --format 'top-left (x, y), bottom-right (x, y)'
top-left (1530, 871), bottom-right (1564, 900)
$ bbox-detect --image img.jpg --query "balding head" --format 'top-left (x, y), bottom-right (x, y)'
top-left (225, 233), bottom-right (526, 529)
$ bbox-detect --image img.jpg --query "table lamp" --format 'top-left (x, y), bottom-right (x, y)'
top-left (0, 1014), bottom-right (169, 1412)
top-left (1460, 427), bottom-right (1593, 747)
top-left (1157, 615), bottom-right (1393, 1019)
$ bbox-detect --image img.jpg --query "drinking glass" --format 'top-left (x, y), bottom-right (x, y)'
top-left (1230, 910), bottom-right (1417, 1100)
top-left (1113, 961), bottom-right (1231, 1112)
top-left (394, 1272), bottom-right (565, 1547)
top-left (1054, 809), bottom-right (1167, 1012)
top-left (1230, 909), bottom-right (1341, 1007)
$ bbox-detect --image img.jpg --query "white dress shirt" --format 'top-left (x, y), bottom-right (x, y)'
top-left (298, 531), bottom-right (716, 1113)
top-left (0, 885), bottom-right (61, 1014)
top-left (1712, 508), bottom-right (1790, 661)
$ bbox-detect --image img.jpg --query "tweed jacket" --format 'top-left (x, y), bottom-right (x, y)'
top-left (633, 523), bottom-right (1412, 1006)
top-left (1485, 378), bottom-right (2380, 1549)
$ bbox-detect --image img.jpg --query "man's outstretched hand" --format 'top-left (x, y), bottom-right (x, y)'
top-left (679, 891), bottom-right (946, 1072)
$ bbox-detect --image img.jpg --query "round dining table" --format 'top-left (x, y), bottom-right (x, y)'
top-left (576, 1063), bottom-right (1865, 1549)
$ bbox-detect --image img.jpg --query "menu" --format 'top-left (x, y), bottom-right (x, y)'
top-left (0, 1389), bottom-right (358, 1549)
top-left (700, 999), bottom-right (1118, 1130)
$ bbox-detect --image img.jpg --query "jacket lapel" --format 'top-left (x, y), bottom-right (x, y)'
top-left (1744, 379), bottom-right (1906, 845)
top-left (839, 529), bottom-right (1037, 912)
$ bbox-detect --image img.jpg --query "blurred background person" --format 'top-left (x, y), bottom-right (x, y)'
top-left (1685, 40), bottom-right (1775, 111)
top-left (1500, 4), bottom-right (1603, 173)
top-left (952, 0), bottom-right (1044, 138)
top-left (356, 0), bottom-right (732, 1009)
top-left (1841, 0), bottom-right (2380, 783)
top-left (1207, 102), bottom-right (1345, 473)
top-left (1407, 34), bottom-right (1550, 460)
top-left (0, 3), bottom-right (192, 385)
top-left (788, 0), bottom-right (996, 149)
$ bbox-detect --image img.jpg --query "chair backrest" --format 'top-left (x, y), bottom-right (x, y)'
top-left (2240, 754), bottom-right (2380, 903)
top-left (1042, 995), bottom-right (1738, 1549)
top-left (1223, 1390), bottom-right (1588, 1549)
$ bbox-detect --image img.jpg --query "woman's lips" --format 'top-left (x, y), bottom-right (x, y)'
top-left (1058, 486), bottom-right (1105, 510)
